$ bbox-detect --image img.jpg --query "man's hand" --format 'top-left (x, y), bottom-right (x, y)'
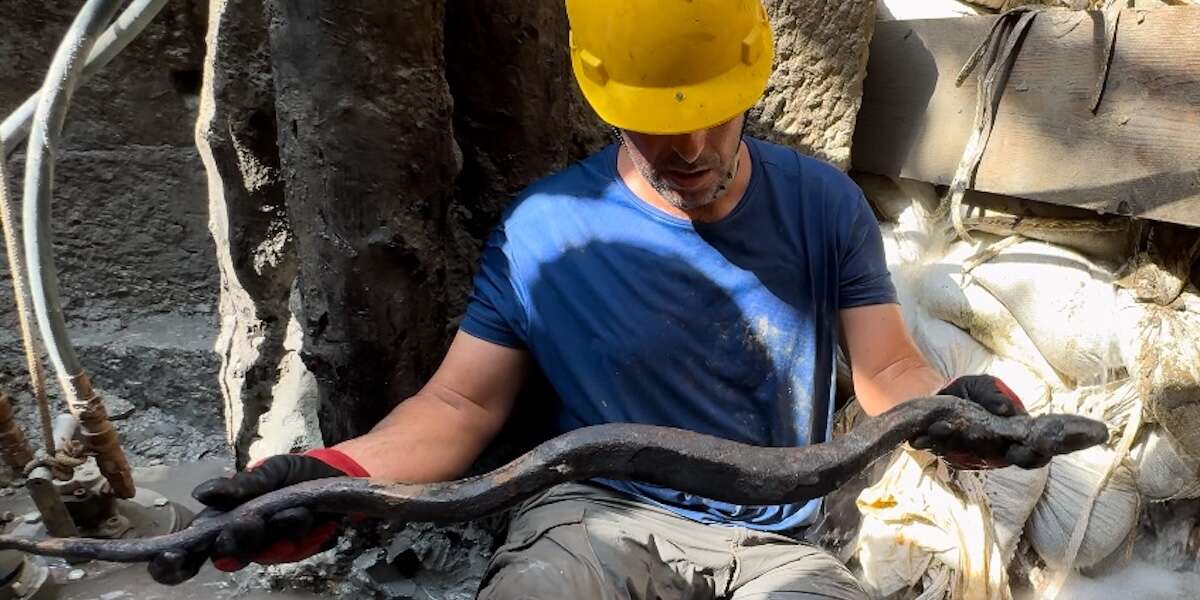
top-left (912, 375), bottom-right (1045, 470)
top-left (939, 375), bottom-right (1026, 418)
top-left (147, 449), bottom-right (369, 585)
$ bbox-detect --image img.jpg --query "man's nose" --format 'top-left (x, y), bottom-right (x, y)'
top-left (670, 130), bottom-right (707, 164)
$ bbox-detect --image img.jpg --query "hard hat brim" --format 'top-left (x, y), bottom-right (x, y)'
top-left (571, 33), bottom-right (775, 136)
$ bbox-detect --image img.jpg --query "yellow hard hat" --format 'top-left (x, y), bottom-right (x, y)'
top-left (565, 0), bottom-right (775, 135)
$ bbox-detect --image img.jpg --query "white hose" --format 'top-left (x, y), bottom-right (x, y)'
top-left (21, 0), bottom-right (126, 380)
top-left (0, 0), bottom-right (169, 158)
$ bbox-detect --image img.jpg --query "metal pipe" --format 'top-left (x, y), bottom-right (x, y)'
top-left (26, 467), bottom-right (79, 539)
top-left (1, 148), bottom-right (56, 456)
top-left (22, 0), bottom-right (136, 499)
top-left (0, 0), bottom-right (170, 159)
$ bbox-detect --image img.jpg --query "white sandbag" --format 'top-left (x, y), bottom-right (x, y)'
top-left (857, 174), bottom-right (942, 225)
top-left (916, 243), bottom-right (1067, 390)
top-left (1132, 426), bottom-right (1200, 501)
top-left (979, 465), bottom-right (1051, 561)
top-left (970, 240), bottom-right (1124, 384)
top-left (880, 214), bottom-right (938, 272)
top-left (986, 357), bottom-right (1053, 415)
top-left (882, 226), bottom-right (996, 383)
top-left (911, 315), bottom-right (995, 382)
top-left (1118, 289), bottom-right (1200, 463)
top-left (855, 174), bottom-right (908, 223)
top-left (855, 449), bottom-right (1018, 600)
top-left (1049, 380), bottom-right (1138, 436)
top-left (855, 509), bottom-right (935, 598)
top-left (1027, 446), bottom-right (1140, 571)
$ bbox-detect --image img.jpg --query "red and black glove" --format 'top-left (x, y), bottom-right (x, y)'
top-left (910, 375), bottom-right (1045, 470)
top-left (147, 448), bottom-right (369, 585)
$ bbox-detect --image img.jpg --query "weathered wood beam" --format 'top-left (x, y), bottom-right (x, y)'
top-left (853, 7), bottom-right (1200, 228)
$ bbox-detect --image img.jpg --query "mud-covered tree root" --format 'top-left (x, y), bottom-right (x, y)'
top-left (0, 396), bottom-right (1107, 564)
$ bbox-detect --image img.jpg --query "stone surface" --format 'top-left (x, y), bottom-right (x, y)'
top-left (444, 0), bottom-right (609, 246)
top-left (0, 316), bottom-right (227, 466)
top-left (3, 147), bottom-right (214, 323)
top-left (749, 0), bottom-right (877, 171)
top-left (195, 0), bottom-right (302, 467)
top-left (264, 0), bottom-right (465, 444)
top-left (0, 0), bottom-right (221, 466)
top-left (0, 0), bottom-right (207, 150)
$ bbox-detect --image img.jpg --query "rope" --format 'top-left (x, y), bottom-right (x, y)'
top-left (0, 153), bottom-right (56, 456)
top-left (944, 8), bottom-right (1042, 244)
top-left (961, 233), bottom-right (1025, 277)
top-left (23, 451), bottom-right (87, 480)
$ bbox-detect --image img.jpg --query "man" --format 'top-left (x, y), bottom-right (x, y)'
top-left (149, 1), bottom-right (1029, 597)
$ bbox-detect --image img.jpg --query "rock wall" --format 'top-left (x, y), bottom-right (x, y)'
top-left (196, 0), bottom-right (309, 465)
top-left (264, 0), bottom-right (466, 447)
top-left (750, 0), bottom-right (877, 169)
top-left (0, 0), bottom-right (224, 464)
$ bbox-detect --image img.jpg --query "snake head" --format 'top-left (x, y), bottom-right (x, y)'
top-left (911, 404), bottom-right (1109, 470)
top-left (1023, 414), bottom-right (1110, 457)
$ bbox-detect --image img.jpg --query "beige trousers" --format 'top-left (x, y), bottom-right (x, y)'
top-left (477, 482), bottom-right (867, 600)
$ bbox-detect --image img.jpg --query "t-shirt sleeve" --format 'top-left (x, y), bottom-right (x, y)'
top-left (837, 188), bottom-right (899, 308)
top-left (459, 225), bottom-right (529, 349)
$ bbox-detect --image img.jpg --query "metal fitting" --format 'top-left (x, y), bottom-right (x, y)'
top-left (64, 375), bottom-right (134, 499)
top-left (0, 394), bottom-right (33, 470)
top-left (25, 466), bottom-right (78, 538)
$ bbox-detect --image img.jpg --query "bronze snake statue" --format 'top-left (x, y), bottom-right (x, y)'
top-left (0, 396), bottom-right (1107, 564)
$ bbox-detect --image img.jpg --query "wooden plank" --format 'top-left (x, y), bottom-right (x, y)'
top-left (852, 7), bottom-right (1200, 228)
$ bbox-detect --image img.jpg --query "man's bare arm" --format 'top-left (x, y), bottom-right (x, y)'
top-left (335, 331), bottom-right (530, 481)
top-left (840, 304), bottom-right (947, 416)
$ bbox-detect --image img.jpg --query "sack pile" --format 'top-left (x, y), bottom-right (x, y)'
top-left (850, 175), bottom-right (1200, 599)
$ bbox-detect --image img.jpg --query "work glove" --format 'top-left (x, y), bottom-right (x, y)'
top-left (147, 448), bottom-right (369, 585)
top-left (911, 374), bottom-right (1043, 470)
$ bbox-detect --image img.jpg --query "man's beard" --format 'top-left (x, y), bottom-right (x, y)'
top-left (642, 152), bottom-right (740, 212)
top-left (616, 128), bottom-right (743, 212)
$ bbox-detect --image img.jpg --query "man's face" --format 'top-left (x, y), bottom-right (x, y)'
top-left (620, 114), bottom-right (745, 212)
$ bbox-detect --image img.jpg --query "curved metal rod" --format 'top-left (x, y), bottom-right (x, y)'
top-left (22, 0), bottom-right (137, 499)
top-left (1, 0), bottom-right (170, 159)
top-left (0, 397), bottom-right (1109, 567)
top-left (0, 150), bottom-right (53, 456)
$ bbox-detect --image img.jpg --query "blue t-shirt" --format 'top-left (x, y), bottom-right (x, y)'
top-left (460, 137), bottom-right (897, 532)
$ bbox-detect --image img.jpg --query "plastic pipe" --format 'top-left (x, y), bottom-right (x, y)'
top-left (0, 0), bottom-right (170, 159)
top-left (22, 0), bottom-right (136, 499)
top-left (52, 414), bottom-right (80, 454)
